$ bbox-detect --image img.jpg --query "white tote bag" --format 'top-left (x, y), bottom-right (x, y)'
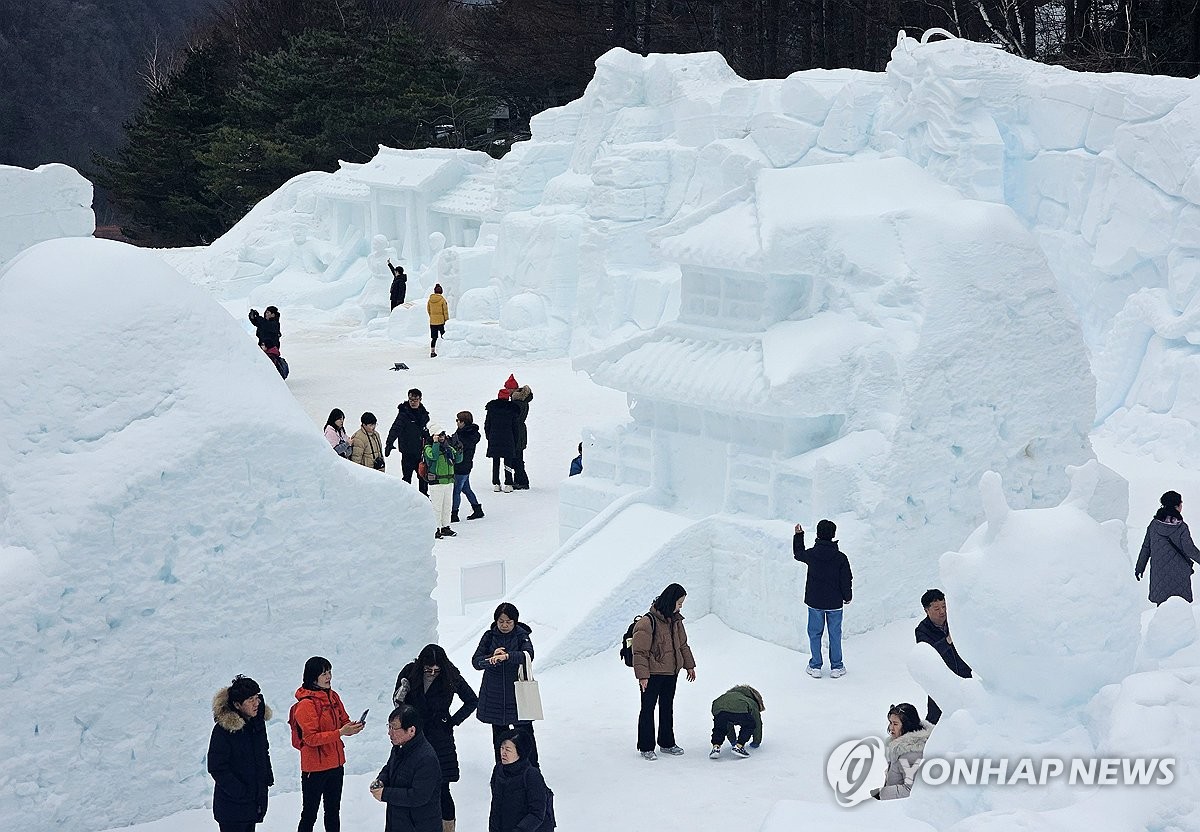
top-left (514, 651), bottom-right (544, 721)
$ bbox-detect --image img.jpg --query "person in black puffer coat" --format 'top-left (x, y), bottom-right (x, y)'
top-left (484, 389), bottom-right (521, 492)
top-left (392, 644), bottom-right (478, 830)
top-left (387, 389), bottom-right (432, 496)
top-left (208, 675), bottom-right (274, 832)
top-left (370, 705), bottom-right (442, 832)
top-left (473, 602), bottom-right (538, 766)
top-left (793, 519), bottom-right (853, 678)
top-left (489, 730), bottom-right (555, 832)
top-left (451, 411), bottom-right (484, 523)
top-left (248, 307), bottom-right (281, 350)
top-left (1136, 490), bottom-right (1200, 604)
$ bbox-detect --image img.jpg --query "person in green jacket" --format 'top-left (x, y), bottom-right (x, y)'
top-left (425, 423), bottom-right (463, 539)
top-left (709, 685), bottom-right (765, 759)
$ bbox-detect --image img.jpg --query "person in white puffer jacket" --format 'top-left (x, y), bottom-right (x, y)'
top-left (872, 702), bottom-right (932, 800)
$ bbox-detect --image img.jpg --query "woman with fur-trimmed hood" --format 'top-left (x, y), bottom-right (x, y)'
top-left (871, 702), bottom-right (932, 800)
top-left (208, 675), bottom-right (274, 831)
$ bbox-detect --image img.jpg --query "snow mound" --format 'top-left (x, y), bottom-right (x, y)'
top-left (0, 163), bottom-right (94, 266)
top-left (0, 239), bottom-right (437, 832)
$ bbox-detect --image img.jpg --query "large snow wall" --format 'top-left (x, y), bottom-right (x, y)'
top-left (0, 239), bottom-right (437, 832)
top-left (0, 163), bottom-right (94, 266)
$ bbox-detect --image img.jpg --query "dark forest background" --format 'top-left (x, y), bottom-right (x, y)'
top-left (3, 0), bottom-right (1198, 243)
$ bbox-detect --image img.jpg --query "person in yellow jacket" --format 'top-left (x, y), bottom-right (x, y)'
top-left (428, 283), bottom-right (449, 357)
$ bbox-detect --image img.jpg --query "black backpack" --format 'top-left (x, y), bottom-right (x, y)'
top-left (619, 613), bottom-right (655, 667)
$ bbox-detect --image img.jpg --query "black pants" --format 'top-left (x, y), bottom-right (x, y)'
top-left (491, 722), bottom-right (538, 767)
top-left (512, 450), bottom-right (529, 488)
top-left (491, 457), bottom-right (514, 486)
top-left (219, 824), bottom-right (256, 832)
top-left (298, 765), bottom-right (343, 832)
top-left (926, 696), bottom-right (942, 725)
top-left (430, 323), bottom-right (445, 349)
top-left (401, 452), bottom-right (429, 495)
top-left (637, 674), bottom-right (678, 752)
top-left (441, 783), bottom-right (455, 821)
top-left (711, 711), bottom-right (755, 746)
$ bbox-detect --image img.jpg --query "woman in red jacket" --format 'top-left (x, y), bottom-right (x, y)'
top-left (292, 656), bottom-right (365, 832)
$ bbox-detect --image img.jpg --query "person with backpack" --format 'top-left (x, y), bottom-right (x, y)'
top-left (451, 411), bottom-right (484, 523)
top-left (325, 409), bottom-right (352, 459)
top-left (488, 730), bottom-right (555, 832)
top-left (472, 603), bottom-right (538, 766)
top-left (386, 389), bottom-right (432, 495)
top-left (370, 705), bottom-right (443, 832)
top-left (392, 645), bottom-right (478, 832)
top-left (425, 423), bottom-right (463, 539)
top-left (351, 413), bottom-right (386, 471)
top-left (1135, 490), bottom-right (1200, 604)
top-left (291, 657), bottom-right (365, 832)
top-left (793, 520), bottom-right (854, 679)
top-left (484, 388), bottom-right (520, 493)
top-left (208, 675), bottom-right (273, 832)
top-left (631, 583), bottom-right (696, 761)
top-left (708, 685), bottom-right (765, 760)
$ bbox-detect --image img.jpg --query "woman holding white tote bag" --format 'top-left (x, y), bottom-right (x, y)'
top-left (472, 603), bottom-right (540, 767)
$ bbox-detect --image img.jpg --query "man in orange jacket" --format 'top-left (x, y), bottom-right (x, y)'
top-left (292, 657), bottom-right (365, 832)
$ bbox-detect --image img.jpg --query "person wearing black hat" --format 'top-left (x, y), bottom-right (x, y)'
top-left (208, 675), bottom-right (274, 832)
top-left (1136, 490), bottom-right (1200, 605)
top-left (488, 730), bottom-right (555, 832)
top-left (293, 657), bottom-right (365, 832)
top-left (793, 519), bottom-right (853, 679)
top-left (370, 705), bottom-right (443, 832)
top-left (389, 261), bottom-right (408, 308)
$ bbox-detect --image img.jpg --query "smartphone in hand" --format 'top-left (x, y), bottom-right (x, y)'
top-left (359, 709), bottom-right (369, 724)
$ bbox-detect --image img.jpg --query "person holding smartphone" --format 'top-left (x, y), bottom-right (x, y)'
top-left (293, 656), bottom-right (365, 832)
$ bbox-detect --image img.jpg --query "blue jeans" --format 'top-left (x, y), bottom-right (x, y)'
top-left (807, 606), bottom-right (844, 670)
top-left (453, 473), bottom-right (478, 511)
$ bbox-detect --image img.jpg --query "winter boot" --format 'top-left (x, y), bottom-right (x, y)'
top-left (434, 530), bottom-right (443, 540)
top-left (451, 510), bottom-right (460, 523)
top-left (467, 503), bottom-right (485, 520)
top-left (440, 526), bottom-right (457, 537)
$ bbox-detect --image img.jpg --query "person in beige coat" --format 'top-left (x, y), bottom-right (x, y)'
top-left (350, 412), bottom-right (385, 471)
top-left (427, 284), bottom-right (449, 357)
top-left (631, 582), bottom-right (696, 761)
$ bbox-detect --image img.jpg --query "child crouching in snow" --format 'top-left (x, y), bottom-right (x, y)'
top-left (709, 685), bottom-right (764, 759)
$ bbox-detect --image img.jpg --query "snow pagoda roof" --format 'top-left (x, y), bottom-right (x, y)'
top-left (430, 172), bottom-right (495, 219)
top-left (336, 147), bottom-right (494, 191)
top-left (655, 157), bottom-right (965, 272)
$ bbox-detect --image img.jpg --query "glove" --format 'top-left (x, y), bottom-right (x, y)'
top-left (385, 446), bottom-right (393, 457)
top-left (392, 678), bottom-right (410, 706)
top-left (749, 741), bottom-right (761, 749)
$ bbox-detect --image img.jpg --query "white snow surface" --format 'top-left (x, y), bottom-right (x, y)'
top-left (0, 239), bottom-right (438, 831)
top-left (0, 163), bottom-right (94, 265)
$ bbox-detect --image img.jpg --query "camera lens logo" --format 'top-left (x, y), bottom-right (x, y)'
top-left (826, 736), bottom-right (887, 807)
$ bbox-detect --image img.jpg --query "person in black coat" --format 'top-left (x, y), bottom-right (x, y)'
top-left (389, 262), bottom-right (407, 308)
top-left (793, 519), bottom-right (853, 678)
top-left (392, 645), bottom-right (478, 829)
top-left (386, 388), bottom-right (432, 495)
top-left (510, 384), bottom-right (534, 490)
top-left (371, 705), bottom-right (443, 832)
top-left (451, 411), bottom-right (484, 522)
top-left (248, 307), bottom-right (281, 350)
top-left (484, 389), bottom-right (521, 492)
top-left (208, 675), bottom-right (274, 832)
top-left (489, 731), bottom-right (555, 832)
top-left (914, 588), bottom-right (973, 724)
top-left (472, 602), bottom-right (538, 766)
top-left (1135, 490), bottom-right (1200, 605)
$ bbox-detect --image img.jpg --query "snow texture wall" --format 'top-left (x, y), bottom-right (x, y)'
top-left (0, 239), bottom-right (438, 832)
top-left (0, 163), bottom-right (94, 266)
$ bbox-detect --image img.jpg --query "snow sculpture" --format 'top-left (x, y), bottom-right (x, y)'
top-left (570, 158), bottom-right (1126, 634)
top-left (0, 238), bottom-right (437, 831)
top-left (0, 163), bottom-right (94, 266)
top-left (904, 463), bottom-right (1152, 827)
